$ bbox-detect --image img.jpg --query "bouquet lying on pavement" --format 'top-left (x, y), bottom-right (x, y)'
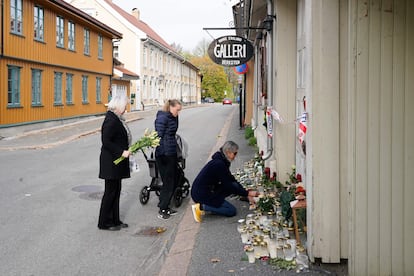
top-left (113, 129), bottom-right (160, 165)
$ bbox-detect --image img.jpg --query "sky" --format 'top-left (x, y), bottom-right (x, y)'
top-left (113, 0), bottom-right (238, 51)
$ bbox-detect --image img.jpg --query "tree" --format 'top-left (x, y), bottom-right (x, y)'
top-left (192, 38), bottom-right (212, 57)
top-left (170, 42), bottom-right (183, 54)
top-left (189, 55), bottom-right (233, 101)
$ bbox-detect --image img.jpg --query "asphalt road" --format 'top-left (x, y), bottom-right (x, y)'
top-left (0, 104), bottom-right (236, 276)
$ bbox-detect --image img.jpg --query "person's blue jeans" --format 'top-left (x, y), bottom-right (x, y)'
top-left (203, 200), bottom-right (237, 217)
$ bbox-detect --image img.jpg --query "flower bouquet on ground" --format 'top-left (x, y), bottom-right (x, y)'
top-left (113, 129), bottom-right (160, 165)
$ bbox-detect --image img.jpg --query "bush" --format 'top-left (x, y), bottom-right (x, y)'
top-left (245, 125), bottom-right (254, 139)
top-left (248, 136), bottom-right (257, 146)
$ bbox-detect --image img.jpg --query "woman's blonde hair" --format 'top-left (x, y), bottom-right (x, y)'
top-left (162, 99), bottom-right (182, 112)
top-left (107, 93), bottom-right (128, 111)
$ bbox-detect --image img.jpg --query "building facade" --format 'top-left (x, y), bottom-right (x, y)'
top-left (69, 0), bottom-right (202, 109)
top-left (0, 0), bottom-right (122, 127)
top-left (233, 0), bottom-right (414, 275)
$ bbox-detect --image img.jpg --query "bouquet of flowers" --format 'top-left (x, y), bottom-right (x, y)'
top-left (113, 129), bottom-right (160, 165)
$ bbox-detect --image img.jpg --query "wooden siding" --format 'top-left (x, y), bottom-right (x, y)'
top-left (348, 0), bottom-right (414, 275)
top-left (0, 0), bottom-right (118, 126)
top-left (310, 0), bottom-right (341, 263)
top-left (0, 58), bottom-right (111, 125)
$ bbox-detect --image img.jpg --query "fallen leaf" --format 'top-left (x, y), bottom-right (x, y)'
top-left (210, 258), bottom-right (220, 263)
top-left (156, 227), bottom-right (166, 233)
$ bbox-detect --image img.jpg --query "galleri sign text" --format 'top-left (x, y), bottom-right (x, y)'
top-left (208, 35), bottom-right (254, 67)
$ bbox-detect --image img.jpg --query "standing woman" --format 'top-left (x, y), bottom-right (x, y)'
top-left (155, 99), bottom-right (182, 219)
top-left (98, 94), bottom-right (131, 231)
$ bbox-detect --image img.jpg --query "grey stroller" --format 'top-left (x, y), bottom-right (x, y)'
top-left (139, 134), bottom-right (190, 207)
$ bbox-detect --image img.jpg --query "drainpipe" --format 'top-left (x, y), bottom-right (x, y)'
top-left (253, 32), bottom-right (263, 129)
top-left (262, 0), bottom-right (275, 161)
top-left (1, 0), bottom-right (4, 57)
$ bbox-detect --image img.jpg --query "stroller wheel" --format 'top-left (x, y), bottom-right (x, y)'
top-left (155, 190), bottom-right (161, 197)
top-left (139, 186), bottom-right (150, 204)
top-left (173, 188), bottom-right (183, 208)
top-left (181, 180), bottom-right (190, 198)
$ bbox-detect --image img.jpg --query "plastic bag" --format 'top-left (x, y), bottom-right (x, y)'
top-left (129, 155), bottom-right (140, 173)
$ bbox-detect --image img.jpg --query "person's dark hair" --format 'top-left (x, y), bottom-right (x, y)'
top-left (221, 141), bottom-right (239, 154)
top-left (162, 99), bottom-right (182, 112)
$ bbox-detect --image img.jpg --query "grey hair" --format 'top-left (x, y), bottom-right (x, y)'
top-left (221, 141), bottom-right (239, 154)
top-left (107, 93), bottom-right (128, 111)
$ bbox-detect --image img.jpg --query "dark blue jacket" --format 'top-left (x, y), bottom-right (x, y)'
top-left (191, 150), bottom-right (248, 207)
top-left (154, 110), bottom-right (178, 157)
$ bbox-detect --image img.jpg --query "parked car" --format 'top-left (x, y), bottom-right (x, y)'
top-left (222, 98), bottom-right (233, 105)
top-left (203, 97), bottom-right (215, 103)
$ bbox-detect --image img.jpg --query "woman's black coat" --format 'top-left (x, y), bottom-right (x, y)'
top-left (191, 150), bottom-right (248, 207)
top-left (99, 111), bottom-right (130, 180)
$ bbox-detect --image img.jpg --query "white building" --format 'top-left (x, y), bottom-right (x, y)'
top-left (69, 0), bottom-right (201, 109)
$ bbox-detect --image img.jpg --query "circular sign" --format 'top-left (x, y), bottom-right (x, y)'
top-left (233, 63), bottom-right (248, 74)
top-left (208, 35), bottom-right (254, 67)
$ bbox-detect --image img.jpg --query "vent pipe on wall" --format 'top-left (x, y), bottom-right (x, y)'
top-left (261, 0), bottom-right (275, 160)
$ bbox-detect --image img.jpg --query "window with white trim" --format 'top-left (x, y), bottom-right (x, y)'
top-left (54, 72), bottom-right (63, 105)
top-left (68, 21), bottom-right (75, 51)
top-left (31, 69), bottom-right (42, 105)
top-left (56, 16), bottom-right (64, 47)
top-left (7, 65), bottom-right (21, 106)
top-left (34, 5), bottom-right (44, 41)
top-left (82, 75), bottom-right (89, 103)
top-left (83, 28), bottom-right (90, 55)
top-left (10, 0), bottom-right (23, 34)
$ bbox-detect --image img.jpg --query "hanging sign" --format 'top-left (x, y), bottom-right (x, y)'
top-left (208, 35), bottom-right (254, 67)
top-left (233, 63), bottom-right (248, 75)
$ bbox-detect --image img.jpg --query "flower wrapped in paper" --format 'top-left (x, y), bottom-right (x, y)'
top-left (113, 129), bottom-right (160, 165)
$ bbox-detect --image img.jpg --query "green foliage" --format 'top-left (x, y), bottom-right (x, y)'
top-left (257, 196), bottom-right (275, 213)
top-left (268, 258), bottom-right (296, 270)
top-left (248, 136), bottom-right (257, 146)
top-left (188, 55), bottom-right (233, 101)
top-left (286, 166), bottom-right (298, 185)
top-left (262, 175), bottom-right (283, 190)
top-left (245, 125), bottom-right (254, 139)
top-left (280, 190), bottom-right (295, 220)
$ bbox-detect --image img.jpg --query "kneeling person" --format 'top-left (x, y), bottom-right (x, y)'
top-left (190, 141), bottom-right (258, 222)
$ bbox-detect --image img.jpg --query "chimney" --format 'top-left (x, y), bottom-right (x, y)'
top-left (131, 8), bottom-right (140, 20)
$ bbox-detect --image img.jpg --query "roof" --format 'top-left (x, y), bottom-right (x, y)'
top-left (48, 0), bottom-right (122, 39)
top-left (103, 0), bottom-right (174, 52)
top-left (114, 66), bottom-right (140, 80)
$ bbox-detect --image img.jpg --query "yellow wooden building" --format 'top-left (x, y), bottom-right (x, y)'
top-left (0, 0), bottom-right (122, 127)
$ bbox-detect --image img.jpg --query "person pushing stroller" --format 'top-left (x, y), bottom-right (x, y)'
top-left (154, 99), bottom-right (182, 220)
